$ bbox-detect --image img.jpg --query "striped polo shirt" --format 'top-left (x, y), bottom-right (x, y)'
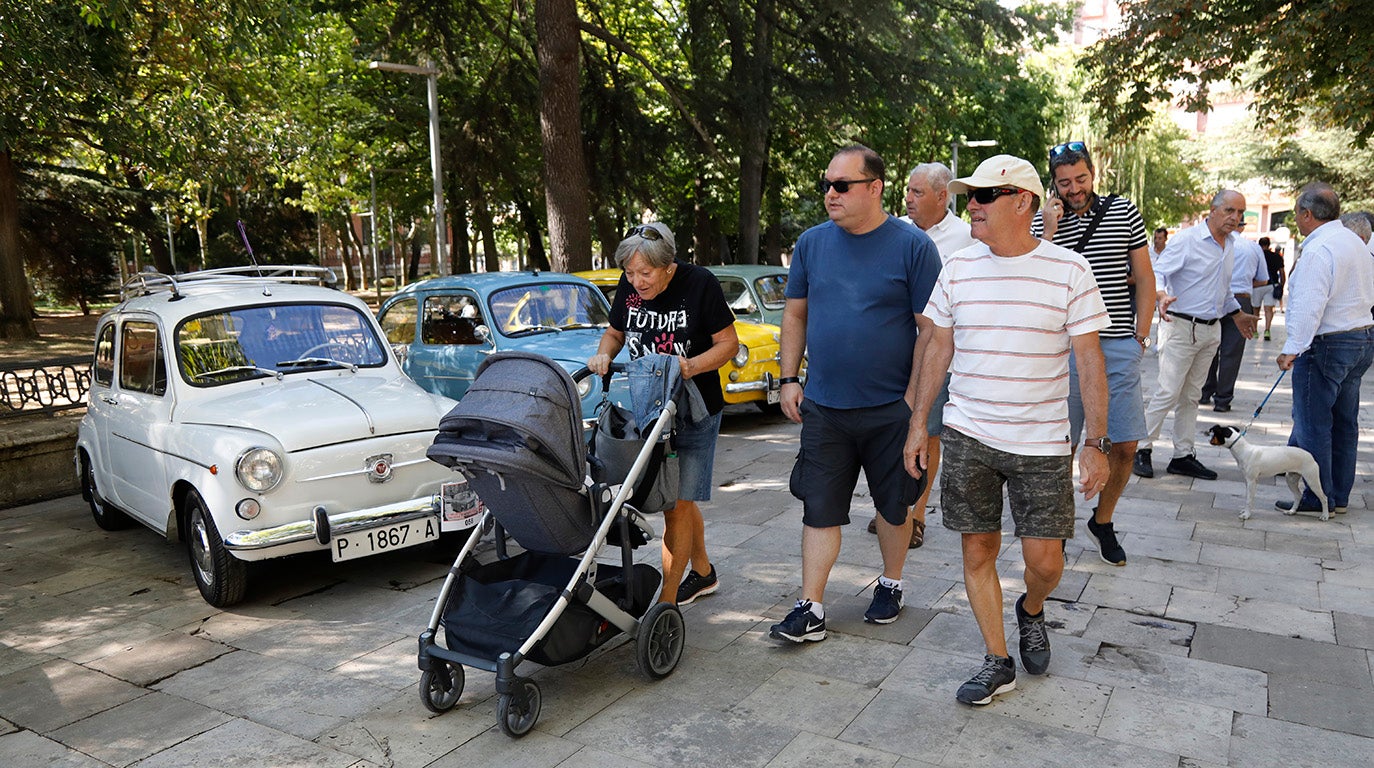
top-left (927, 240), bottom-right (1110, 455)
top-left (1032, 194), bottom-right (1147, 339)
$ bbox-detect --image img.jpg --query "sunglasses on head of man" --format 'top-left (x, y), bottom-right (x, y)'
top-left (1049, 141), bottom-right (1089, 161)
top-left (819, 177), bottom-right (878, 195)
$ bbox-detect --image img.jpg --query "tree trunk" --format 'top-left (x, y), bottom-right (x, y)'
top-left (513, 194), bottom-right (550, 272)
top-left (0, 146), bottom-right (37, 340)
top-left (451, 196), bottom-right (472, 275)
top-left (408, 228), bottom-right (421, 282)
top-left (536, 0), bottom-right (593, 273)
top-left (474, 193), bottom-right (500, 273)
top-left (731, 0), bottom-right (774, 266)
top-left (592, 208), bottom-right (618, 269)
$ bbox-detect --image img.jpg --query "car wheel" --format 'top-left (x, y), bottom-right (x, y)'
top-left (81, 451), bottom-right (134, 531)
top-left (185, 490), bottom-right (248, 607)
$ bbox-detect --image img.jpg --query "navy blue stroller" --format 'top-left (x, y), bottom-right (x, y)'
top-left (420, 351), bottom-right (684, 737)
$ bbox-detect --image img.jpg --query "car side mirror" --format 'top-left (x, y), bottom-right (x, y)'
top-left (475, 324), bottom-right (493, 344)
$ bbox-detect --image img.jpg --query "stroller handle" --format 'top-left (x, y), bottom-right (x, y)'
top-left (569, 362), bottom-right (627, 387)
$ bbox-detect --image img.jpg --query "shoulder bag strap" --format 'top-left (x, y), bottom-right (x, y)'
top-left (1071, 194), bottom-right (1118, 254)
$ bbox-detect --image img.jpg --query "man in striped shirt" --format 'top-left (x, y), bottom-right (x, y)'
top-left (906, 154), bottom-right (1110, 705)
top-left (1032, 142), bottom-right (1154, 567)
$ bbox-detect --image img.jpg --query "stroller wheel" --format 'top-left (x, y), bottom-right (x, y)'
top-left (419, 662), bottom-right (463, 714)
top-left (636, 602), bottom-right (686, 680)
top-left (497, 679), bottom-right (541, 737)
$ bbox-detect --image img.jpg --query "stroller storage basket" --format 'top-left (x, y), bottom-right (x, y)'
top-left (442, 550), bottom-right (661, 667)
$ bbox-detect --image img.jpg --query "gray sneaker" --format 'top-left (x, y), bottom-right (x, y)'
top-left (1015, 594), bottom-right (1051, 675)
top-left (956, 654), bottom-right (1016, 705)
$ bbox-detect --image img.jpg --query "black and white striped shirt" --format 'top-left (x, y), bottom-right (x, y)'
top-left (1032, 195), bottom-right (1147, 339)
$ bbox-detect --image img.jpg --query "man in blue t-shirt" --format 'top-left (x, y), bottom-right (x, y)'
top-left (770, 144), bottom-right (942, 643)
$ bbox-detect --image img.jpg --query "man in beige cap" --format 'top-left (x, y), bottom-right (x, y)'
top-left (904, 154), bottom-right (1111, 706)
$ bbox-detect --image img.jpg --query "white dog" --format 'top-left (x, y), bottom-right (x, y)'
top-left (1206, 425), bottom-right (1329, 521)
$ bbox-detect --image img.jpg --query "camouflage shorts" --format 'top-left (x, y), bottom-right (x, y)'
top-left (939, 428), bottom-right (1075, 540)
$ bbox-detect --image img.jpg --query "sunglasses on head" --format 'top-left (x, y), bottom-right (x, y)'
top-left (819, 177), bottom-right (878, 195)
top-left (1049, 141), bottom-right (1089, 159)
top-left (968, 187), bottom-right (1022, 204)
top-left (625, 225), bottom-right (663, 241)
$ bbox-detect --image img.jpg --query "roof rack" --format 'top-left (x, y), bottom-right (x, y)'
top-left (120, 265), bottom-right (339, 301)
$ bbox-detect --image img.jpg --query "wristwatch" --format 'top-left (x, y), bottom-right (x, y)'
top-left (1134, 333), bottom-right (1151, 349)
top-left (1085, 436), bottom-right (1112, 455)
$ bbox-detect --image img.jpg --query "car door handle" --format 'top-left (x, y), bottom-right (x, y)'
top-left (99, 394), bottom-right (119, 405)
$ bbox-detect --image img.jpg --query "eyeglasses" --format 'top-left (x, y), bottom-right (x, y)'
top-left (625, 225), bottom-right (663, 241)
top-left (968, 187), bottom-right (1022, 204)
top-left (819, 177), bottom-right (878, 195)
top-left (1049, 141), bottom-right (1088, 159)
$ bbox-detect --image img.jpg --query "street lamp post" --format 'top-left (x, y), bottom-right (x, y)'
top-left (369, 58), bottom-right (447, 277)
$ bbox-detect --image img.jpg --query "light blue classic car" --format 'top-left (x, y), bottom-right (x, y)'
top-left (705, 264), bottom-right (790, 326)
top-left (377, 272), bottom-right (628, 416)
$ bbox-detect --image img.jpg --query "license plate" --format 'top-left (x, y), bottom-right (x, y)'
top-left (331, 517), bottom-right (439, 562)
top-left (766, 386), bottom-right (781, 404)
top-left (440, 481), bottom-right (484, 532)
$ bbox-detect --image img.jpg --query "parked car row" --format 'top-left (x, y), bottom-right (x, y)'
top-left (77, 263), bottom-right (793, 606)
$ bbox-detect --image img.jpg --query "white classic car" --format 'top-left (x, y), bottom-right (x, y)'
top-left (76, 266), bottom-right (478, 607)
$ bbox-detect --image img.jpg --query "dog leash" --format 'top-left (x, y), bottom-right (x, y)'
top-left (1238, 369), bottom-right (1287, 439)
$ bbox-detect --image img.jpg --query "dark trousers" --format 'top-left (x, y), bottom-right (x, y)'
top-left (1202, 295), bottom-right (1254, 407)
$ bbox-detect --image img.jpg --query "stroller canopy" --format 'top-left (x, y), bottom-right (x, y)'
top-left (428, 350), bottom-right (586, 489)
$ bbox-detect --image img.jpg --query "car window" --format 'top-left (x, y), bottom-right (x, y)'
top-left (718, 278), bottom-right (757, 315)
top-left (753, 274), bottom-right (788, 310)
top-left (379, 298), bottom-right (419, 345)
top-left (177, 303), bottom-right (387, 385)
top-left (94, 323), bottom-right (115, 387)
top-left (488, 283), bottom-right (610, 336)
top-left (120, 321), bottom-right (167, 396)
top-left (421, 294), bottom-right (486, 345)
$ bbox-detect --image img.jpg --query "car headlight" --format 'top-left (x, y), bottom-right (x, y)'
top-left (732, 343), bottom-right (750, 367)
top-left (235, 448), bottom-right (283, 492)
top-left (576, 376), bottom-right (593, 399)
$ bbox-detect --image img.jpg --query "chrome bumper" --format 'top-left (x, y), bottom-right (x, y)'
top-left (726, 371), bottom-right (776, 394)
top-left (223, 495), bottom-right (440, 551)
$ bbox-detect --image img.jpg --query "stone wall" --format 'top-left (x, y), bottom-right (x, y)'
top-left (0, 413), bottom-right (82, 509)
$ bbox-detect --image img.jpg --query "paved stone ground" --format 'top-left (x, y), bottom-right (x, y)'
top-left (2, 313), bottom-right (1372, 767)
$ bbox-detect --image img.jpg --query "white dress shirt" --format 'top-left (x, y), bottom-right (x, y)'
top-left (1282, 219), bottom-right (1374, 355)
top-left (1155, 222), bottom-right (1241, 319)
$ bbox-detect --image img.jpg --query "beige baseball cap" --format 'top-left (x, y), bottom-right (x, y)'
top-left (948, 154), bottom-right (1045, 201)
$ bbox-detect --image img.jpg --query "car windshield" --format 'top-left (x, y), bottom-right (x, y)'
top-left (488, 283), bottom-right (610, 337)
top-left (176, 303), bottom-right (387, 385)
top-left (753, 274), bottom-right (788, 310)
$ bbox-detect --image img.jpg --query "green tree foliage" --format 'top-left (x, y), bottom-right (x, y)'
top-left (1083, 0), bottom-right (1374, 143)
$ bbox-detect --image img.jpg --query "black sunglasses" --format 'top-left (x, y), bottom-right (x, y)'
top-left (625, 225), bottom-right (663, 241)
top-left (819, 177), bottom-right (878, 195)
top-left (968, 187), bottom-right (1022, 204)
top-left (1049, 141), bottom-right (1088, 159)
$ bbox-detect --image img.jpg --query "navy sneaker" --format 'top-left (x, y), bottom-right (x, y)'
top-left (770, 600), bottom-right (826, 643)
top-left (676, 566), bottom-right (718, 605)
top-left (1132, 449), bottom-right (1154, 478)
top-left (1167, 454), bottom-right (1217, 480)
top-left (863, 582), bottom-right (903, 624)
top-left (956, 654), bottom-right (1016, 705)
top-left (1015, 594), bottom-right (1051, 675)
top-left (1086, 517), bottom-right (1126, 566)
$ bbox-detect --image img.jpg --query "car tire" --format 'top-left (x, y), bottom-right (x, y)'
top-left (81, 451), bottom-right (134, 531)
top-left (185, 490), bottom-right (248, 607)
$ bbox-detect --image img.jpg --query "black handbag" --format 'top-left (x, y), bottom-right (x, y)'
top-left (588, 400), bottom-right (679, 513)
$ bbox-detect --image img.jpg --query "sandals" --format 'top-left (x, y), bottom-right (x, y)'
top-left (865, 512), bottom-right (928, 549)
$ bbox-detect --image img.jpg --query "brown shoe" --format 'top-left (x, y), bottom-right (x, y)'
top-left (909, 518), bottom-right (925, 549)
top-left (867, 516), bottom-right (878, 534)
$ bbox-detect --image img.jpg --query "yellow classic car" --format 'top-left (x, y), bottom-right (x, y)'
top-left (575, 269), bottom-right (786, 410)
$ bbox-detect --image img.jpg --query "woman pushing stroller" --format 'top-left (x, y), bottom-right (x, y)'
top-left (587, 222), bottom-right (739, 605)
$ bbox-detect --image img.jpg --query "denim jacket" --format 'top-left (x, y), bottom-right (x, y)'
top-left (626, 353), bottom-right (710, 433)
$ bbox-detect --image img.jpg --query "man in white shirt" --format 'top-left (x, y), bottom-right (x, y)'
top-left (1276, 184), bottom-right (1374, 514)
top-left (905, 155), bottom-right (1109, 706)
top-left (873, 163), bottom-right (978, 548)
top-left (1133, 191), bottom-right (1258, 480)
top-left (1201, 221), bottom-right (1269, 412)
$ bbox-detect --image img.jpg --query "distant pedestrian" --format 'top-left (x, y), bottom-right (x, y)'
top-left (1277, 184), bottom-right (1374, 514)
top-left (1201, 221), bottom-right (1269, 412)
top-left (771, 144), bottom-right (941, 643)
top-left (1252, 237), bottom-right (1285, 341)
top-left (908, 154), bottom-right (1110, 705)
top-left (1134, 191), bottom-right (1258, 481)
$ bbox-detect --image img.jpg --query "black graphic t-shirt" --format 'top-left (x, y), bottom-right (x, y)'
top-left (609, 260), bottom-right (735, 414)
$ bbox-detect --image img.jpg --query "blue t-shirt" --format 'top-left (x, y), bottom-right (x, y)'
top-left (786, 216), bottom-right (941, 408)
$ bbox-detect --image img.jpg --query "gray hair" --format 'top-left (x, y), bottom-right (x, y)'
top-left (909, 162), bottom-right (954, 189)
top-left (1295, 182), bottom-right (1340, 222)
top-left (1210, 189), bottom-right (1243, 209)
top-left (1341, 212), bottom-right (1372, 243)
top-left (614, 222), bottom-right (677, 269)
